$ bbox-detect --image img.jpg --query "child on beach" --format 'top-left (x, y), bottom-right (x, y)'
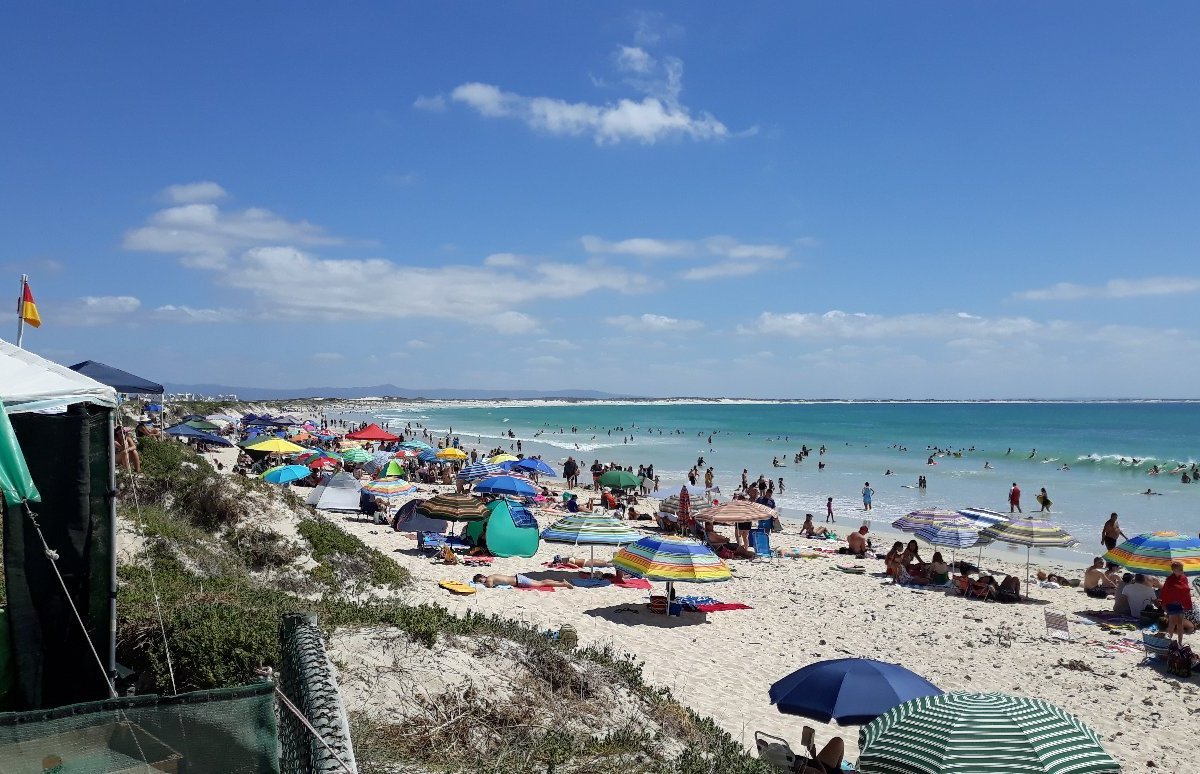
top-left (826, 497), bottom-right (834, 523)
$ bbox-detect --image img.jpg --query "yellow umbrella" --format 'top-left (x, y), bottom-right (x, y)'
top-left (489, 453), bottom-right (518, 463)
top-left (436, 447), bottom-right (468, 460)
top-left (244, 437), bottom-right (305, 454)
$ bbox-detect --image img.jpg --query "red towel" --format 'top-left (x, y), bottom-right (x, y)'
top-left (610, 577), bottom-right (652, 590)
top-left (694, 602), bottom-right (752, 612)
top-left (516, 585), bottom-right (556, 592)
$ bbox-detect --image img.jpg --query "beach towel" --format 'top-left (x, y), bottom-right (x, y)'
top-left (516, 585), bottom-right (557, 592)
top-left (571, 578), bottom-right (611, 588)
top-left (1078, 610), bottom-right (1138, 624)
top-left (464, 556), bottom-right (494, 566)
top-left (836, 564), bottom-right (866, 574)
top-left (694, 602), bottom-right (752, 612)
top-left (610, 577), bottom-right (652, 590)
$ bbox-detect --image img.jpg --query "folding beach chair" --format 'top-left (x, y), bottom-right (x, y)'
top-left (749, 528), bottom-right (772, 559)
top-left (755, 727), bottom-right (814, 773)
top-left (1044, 609), bottom-right (1072, 642)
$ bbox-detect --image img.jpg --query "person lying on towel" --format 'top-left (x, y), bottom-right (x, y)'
top-left (472, 573), bottom-right (574, 589)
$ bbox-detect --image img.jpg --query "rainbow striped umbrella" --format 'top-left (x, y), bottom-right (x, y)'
top-left (362, 478), bottom-right (418, 499)
top-left (891, 509), bottom-right (961, 533)
top-left (612, 535), bottom-right (731, 588)
top-left (858, 692), bottom-right (1119, 774)
top-left (1104, 531), bottom-right (1200, 576)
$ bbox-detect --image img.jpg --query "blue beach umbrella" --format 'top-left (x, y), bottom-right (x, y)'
top-left (473, 475), bottom-right (537, 498)
top-left (261, 465), bottom-right (313, 485)
top-left (514, 458), bottom-right (555, 476)
top-left (769, 658), bottom-right (943, 726)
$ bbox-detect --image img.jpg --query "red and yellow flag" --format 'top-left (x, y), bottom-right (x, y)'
top-left (19, 280), bottom-right (41, 328)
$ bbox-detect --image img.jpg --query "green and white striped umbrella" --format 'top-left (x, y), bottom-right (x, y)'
top-left (858, 692), bottom-right (1119, 774)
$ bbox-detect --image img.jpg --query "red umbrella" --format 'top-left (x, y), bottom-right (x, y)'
top-left (345, 423), bottom-right (400, 442)
top-left (393, 449), bottom-right (419, 459)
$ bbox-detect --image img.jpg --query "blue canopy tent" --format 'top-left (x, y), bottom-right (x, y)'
top-left (165, 423), bottom-right (233, 447)
top-left (67, 361), bottom-right (164, 396)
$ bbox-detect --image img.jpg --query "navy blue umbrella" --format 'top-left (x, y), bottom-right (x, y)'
top-left (768, 658), bottom-right (942, 726)
top-left (473, 475), bottom-right (537, 498)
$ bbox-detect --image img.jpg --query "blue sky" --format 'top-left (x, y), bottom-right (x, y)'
top-left (2, 3), bottom-right (1198, 398)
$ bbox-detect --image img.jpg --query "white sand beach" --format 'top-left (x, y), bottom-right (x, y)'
top-left (201, 440), bottom-right (1199, 771)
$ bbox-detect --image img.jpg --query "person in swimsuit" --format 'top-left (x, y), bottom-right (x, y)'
top-left (861, 482), bottom-right (873, 511)
top-left (472, 573), bottom-right (574, 589)
top-left (1101, 512), bottom-right (1127, 551)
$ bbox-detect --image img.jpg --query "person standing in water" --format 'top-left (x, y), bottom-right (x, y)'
top-left (861, 482), bottom-right (874, 511)
top-left (1101, 513), bottom-right (1128, 551)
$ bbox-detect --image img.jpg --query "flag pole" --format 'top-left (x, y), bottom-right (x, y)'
top-left (16, 274), bottom-right (27, 349)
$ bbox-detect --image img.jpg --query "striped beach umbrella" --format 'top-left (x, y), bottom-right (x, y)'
top-left (695, 500), bottom-right (774, 526)
top-left (513, 457), bottom-right (556, 476)
top-left (416, 493), bottom-right (489, 522)
top-left (1104, 531), bottom-right (1200, 576)
top-left (983, 517), bottom-right (1077, 596)
top-left (858, 692), bottom-right (1119, 774)
top-left (954, 507), bottom-right (1011, 529)
top-left (891, 509), bottom-right (961, 533)
top-left (612, 535), bottom-right (731, 602)
top-left (340, 447), bottom-right (372, 464)
top-left (543, 513), bottom-right (643, 576)
top-left (457, 461), bottom-right (503, 481)
top-left (362, 478), bottom-right (418, 499)
top-left (400, 440), bottom-right (434, 451)
top-left (914, 518), bottom-right (991, 550)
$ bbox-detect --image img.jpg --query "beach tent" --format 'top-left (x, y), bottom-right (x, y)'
top-left (68, 360), bottom-right (164, 395)
top-left (165, 423), bottom-right (233, 446)
top-left (0, 339), bottom-right (117, 709)
top-left (464, 498), bottom-right (540, 558)
top-left (345, 423), bottom-right (399, 442)
top-left (304, 471), bottom-right (362, 512)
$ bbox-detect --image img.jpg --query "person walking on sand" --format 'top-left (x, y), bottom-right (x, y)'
top-left (1008, 482), bottom-right (1022, 513)
top-left (861, 482), bottom-right (874, 511)
top-left (1101, 513), bottom-right (1128, 552)
top-left (826, 496), bottom-right (835, 523)
top-left (1160, 561), bottom-right (1194, 646)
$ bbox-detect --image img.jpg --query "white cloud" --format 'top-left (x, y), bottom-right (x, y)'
top-left (606, 313), bottom-right (702, 333)
top-left (490, 311), bottom-right (542, 334)
top-left (743, 310), bottom-right (1045, 341)
top-left (483, 252), bottom-right (524, 267)
top-left (527, 355), bottom-right (564, 367)
top-left (161, 181), bottom-right (227, 204)
top-left (153, 305), bottom-right (233, 323)
top-left (124, 201), bottom-right (340, 269)
top-left (581, 235), bottom-right (692, 258)
top-left (407, 339), bottom-right (430, 349)
top-left (62, 295), bottom-right (142, 326)
top-left (681, 261), bottom-right (763, 281)
top-left (447, 43), bottom-right (735, 145)
top-left (1014, 276), bottom-right (1200, 301)
top-left (412, 94), bottom-right (447, 112)
top-left (615, 45), bottom-right (654, 74)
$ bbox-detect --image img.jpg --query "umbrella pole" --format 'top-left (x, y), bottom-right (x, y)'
top-left (1025, 545), bottom-right (1032, 600)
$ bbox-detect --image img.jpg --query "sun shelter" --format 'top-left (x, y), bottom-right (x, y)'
top-left (541, 513), bottom-right (641, 576)
top-left (345, 423), bottom-right (399, 442)
top-left (304, 471), bottom-right (362, 512)
top-left (67, 360), bottom-right (164, 396)
top-left (392, 499), bottom-right (448, 535)
top-left (165, 423), bottom-right (233, 447)
top-left (613, 535), bottom-right (731, 610)
top-left (1104, 531), bottom-right (1200, 576)
top-left (0, 340), bottom-right (118, 708)
top-left (769, 658), bottom-right (942, 726)
top-left (857, 692), bottom-right (1119, 774)
top-left (463, 498), bottom-right (540, 558)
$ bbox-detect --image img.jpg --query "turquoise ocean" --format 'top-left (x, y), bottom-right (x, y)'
top-left (343, 401), bottom-right (1200, 567)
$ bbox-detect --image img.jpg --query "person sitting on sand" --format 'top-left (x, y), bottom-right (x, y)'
top-left (472, 573), bottom-right (574, 589)
top-left (927, 552), bottom-right (950, 585)
top-left (1083, 557), bottom-right (1116, 599)
top-left (705, 528), bottom-right (756, 559)
top-left (884, 541), bottom-right (905, 580)
top-left (1123, 573), bottom-right (1161, 617)
top-left (801, 513), bottom-right (829, 538)
top-left (802, 735), bottom-right (847, 774)
top-left (845, 525), bottom-right (869, 557)
top-left (626, 505), bottom-right (650, 521)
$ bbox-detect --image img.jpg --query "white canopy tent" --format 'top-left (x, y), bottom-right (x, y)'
top-left (0, 340), bottom-right (117, 414)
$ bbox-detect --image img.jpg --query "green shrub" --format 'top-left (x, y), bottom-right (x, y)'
top-left (231, 526), bottom-right (301, 571)
top-left (297, 518), bottom-right (410, 590)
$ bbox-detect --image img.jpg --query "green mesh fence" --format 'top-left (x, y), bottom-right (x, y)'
top-left (0, 682), bottom-right (279, 773)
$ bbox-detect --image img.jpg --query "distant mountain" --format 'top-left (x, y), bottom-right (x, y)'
top-left (162, 383), bottom-right (637, 401)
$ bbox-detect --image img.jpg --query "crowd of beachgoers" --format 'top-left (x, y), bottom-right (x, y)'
top-left (126, 406), bottom-right (1200, 771)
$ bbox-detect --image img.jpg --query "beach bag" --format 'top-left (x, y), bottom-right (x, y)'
top-left (1167, 643), bottom-right (1193, 677)
top-left (557, 624), bottom-right (578, 648)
